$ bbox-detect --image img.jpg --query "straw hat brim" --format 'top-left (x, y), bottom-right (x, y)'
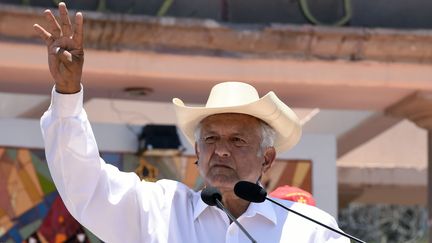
top-left (172, 91), bottom-right (302, 152)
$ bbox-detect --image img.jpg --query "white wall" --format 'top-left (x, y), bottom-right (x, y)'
top-left (0, 118), bottom-right (338, 217)
top-left (280, 134), bottom-right (338, 217)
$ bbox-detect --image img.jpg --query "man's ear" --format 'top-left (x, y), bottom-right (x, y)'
top-left (262, 147), bottom-right (276, 173)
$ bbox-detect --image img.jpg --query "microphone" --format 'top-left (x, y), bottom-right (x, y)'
top-left (234, 181), bottom-right (366, 243)
top-left (201, 187), bottom-right (257, 243)
top-left (201, 186), bottom-right (222, 207)
top-left (234, 181), bottom-right (267, 203)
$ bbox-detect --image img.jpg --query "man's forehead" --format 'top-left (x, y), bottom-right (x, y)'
top-left (199, 113), bottom-right (262, 133)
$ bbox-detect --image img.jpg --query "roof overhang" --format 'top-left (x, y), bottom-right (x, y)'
top-left (1, 4), bottom-right (432, 110)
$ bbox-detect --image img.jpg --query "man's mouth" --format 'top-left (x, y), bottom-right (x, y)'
top-left (211, 164), bottom-right (232, 169)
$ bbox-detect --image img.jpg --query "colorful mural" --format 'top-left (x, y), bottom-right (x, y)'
top-left (0, 147), bottom-right (312, 242)
top-left (0, 147), bottom-right (99, 243)
top-left (262, 159), bottom-right (312, 193)
top-left (0, 147), bottom-right (204, 242)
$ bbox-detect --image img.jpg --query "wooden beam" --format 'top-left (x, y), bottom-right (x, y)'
top-left (386, 92), bottom-right (432, 130)
top-left (1, 3), bottom-right (432, 64)
top-left (337, 113), bottom-right (401, 158)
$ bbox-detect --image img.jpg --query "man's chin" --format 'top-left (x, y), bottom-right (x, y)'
top-left (207, 178), bottom-right (237, 190)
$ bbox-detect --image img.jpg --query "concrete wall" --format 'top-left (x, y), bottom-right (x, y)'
top-left (280, 134), bottom-right (338, 216)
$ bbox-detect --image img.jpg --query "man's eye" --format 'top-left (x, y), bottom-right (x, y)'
top-left (203, 136), bottom-right (217, 144)
top-left (231, 137), bottom-right (247, 146)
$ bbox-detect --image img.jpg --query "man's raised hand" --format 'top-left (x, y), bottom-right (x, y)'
top-left (33, 2), bottom-right (84, 94)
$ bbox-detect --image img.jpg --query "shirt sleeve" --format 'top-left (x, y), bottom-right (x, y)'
top-left (315, 214), bottom-right (352, 243)
top-left (40, 86), bottom-right (165, 243)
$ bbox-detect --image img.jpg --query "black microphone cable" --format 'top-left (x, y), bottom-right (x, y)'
top-left (234, 181), bottom-right (366, 243)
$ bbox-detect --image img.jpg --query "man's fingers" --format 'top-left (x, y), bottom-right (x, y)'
top-left (44, 9), bottom-right (62, 38)
top-left (55, 47), bottom-right (73, 64)
top-left (47, 40), bottom-right (72, 64)
top-left (58, 2), bottom-right (72, 37)
top-left (73, 12), bottom-right (84, 49)
top-left (33, 24), bottom-right (55, 45)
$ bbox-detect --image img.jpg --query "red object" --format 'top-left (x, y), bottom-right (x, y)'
top-left (38, 196), bottom-right (89, 243)
top-left (269, 185), bottom-right (316, 206)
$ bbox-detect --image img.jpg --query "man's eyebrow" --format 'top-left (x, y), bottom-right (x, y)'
top-left (200, 130), bottom-right (217, 135)
top-left (231, 132), bottom-right (247, 136)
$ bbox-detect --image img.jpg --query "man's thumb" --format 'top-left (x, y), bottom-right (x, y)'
top-left (55, 47), bottom-right (73, 64)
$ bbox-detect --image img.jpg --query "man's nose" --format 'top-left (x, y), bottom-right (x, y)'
top-left (214, 139), bottom-right (231, 157)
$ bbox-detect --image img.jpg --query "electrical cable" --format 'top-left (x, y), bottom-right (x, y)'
top-left (299, 0), bottom-right (352, 26)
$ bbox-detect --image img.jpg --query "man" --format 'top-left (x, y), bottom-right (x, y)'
top-left (34, 3), bottom-right (349, 242)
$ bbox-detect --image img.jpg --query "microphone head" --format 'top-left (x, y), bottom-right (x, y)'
top-left (234, 181), bottom-right (267, 203)
top-left (201, 186), bottom-right (223, 206)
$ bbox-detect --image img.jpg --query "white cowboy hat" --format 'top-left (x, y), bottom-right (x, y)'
top-left (172, 82), bottom-right (302, 152)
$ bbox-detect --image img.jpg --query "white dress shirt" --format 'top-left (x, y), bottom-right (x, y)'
top-left (40, 87), bottom-right (350, 243)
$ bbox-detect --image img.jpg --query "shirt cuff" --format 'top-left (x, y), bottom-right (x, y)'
top-left (49, 84), bottom-right (84, 118)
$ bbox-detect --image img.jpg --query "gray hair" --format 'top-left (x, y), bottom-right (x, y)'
top-left (259, 121), bottom-right (276, 150)
top-left (194, 119), bottom-right (276, 151)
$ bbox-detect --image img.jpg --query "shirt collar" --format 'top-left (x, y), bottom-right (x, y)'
top-left (242, 200), bottom-right (277, 225)
top-left (193, 193), bottom-right (277, 225)
top-left (193, 193), bottom-right (210, 221)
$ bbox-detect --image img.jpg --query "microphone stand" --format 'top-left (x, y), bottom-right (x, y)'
top-left (266, 197), bottom-right (365, 243)
top-left (214, 199), bottom-right (258, 243)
